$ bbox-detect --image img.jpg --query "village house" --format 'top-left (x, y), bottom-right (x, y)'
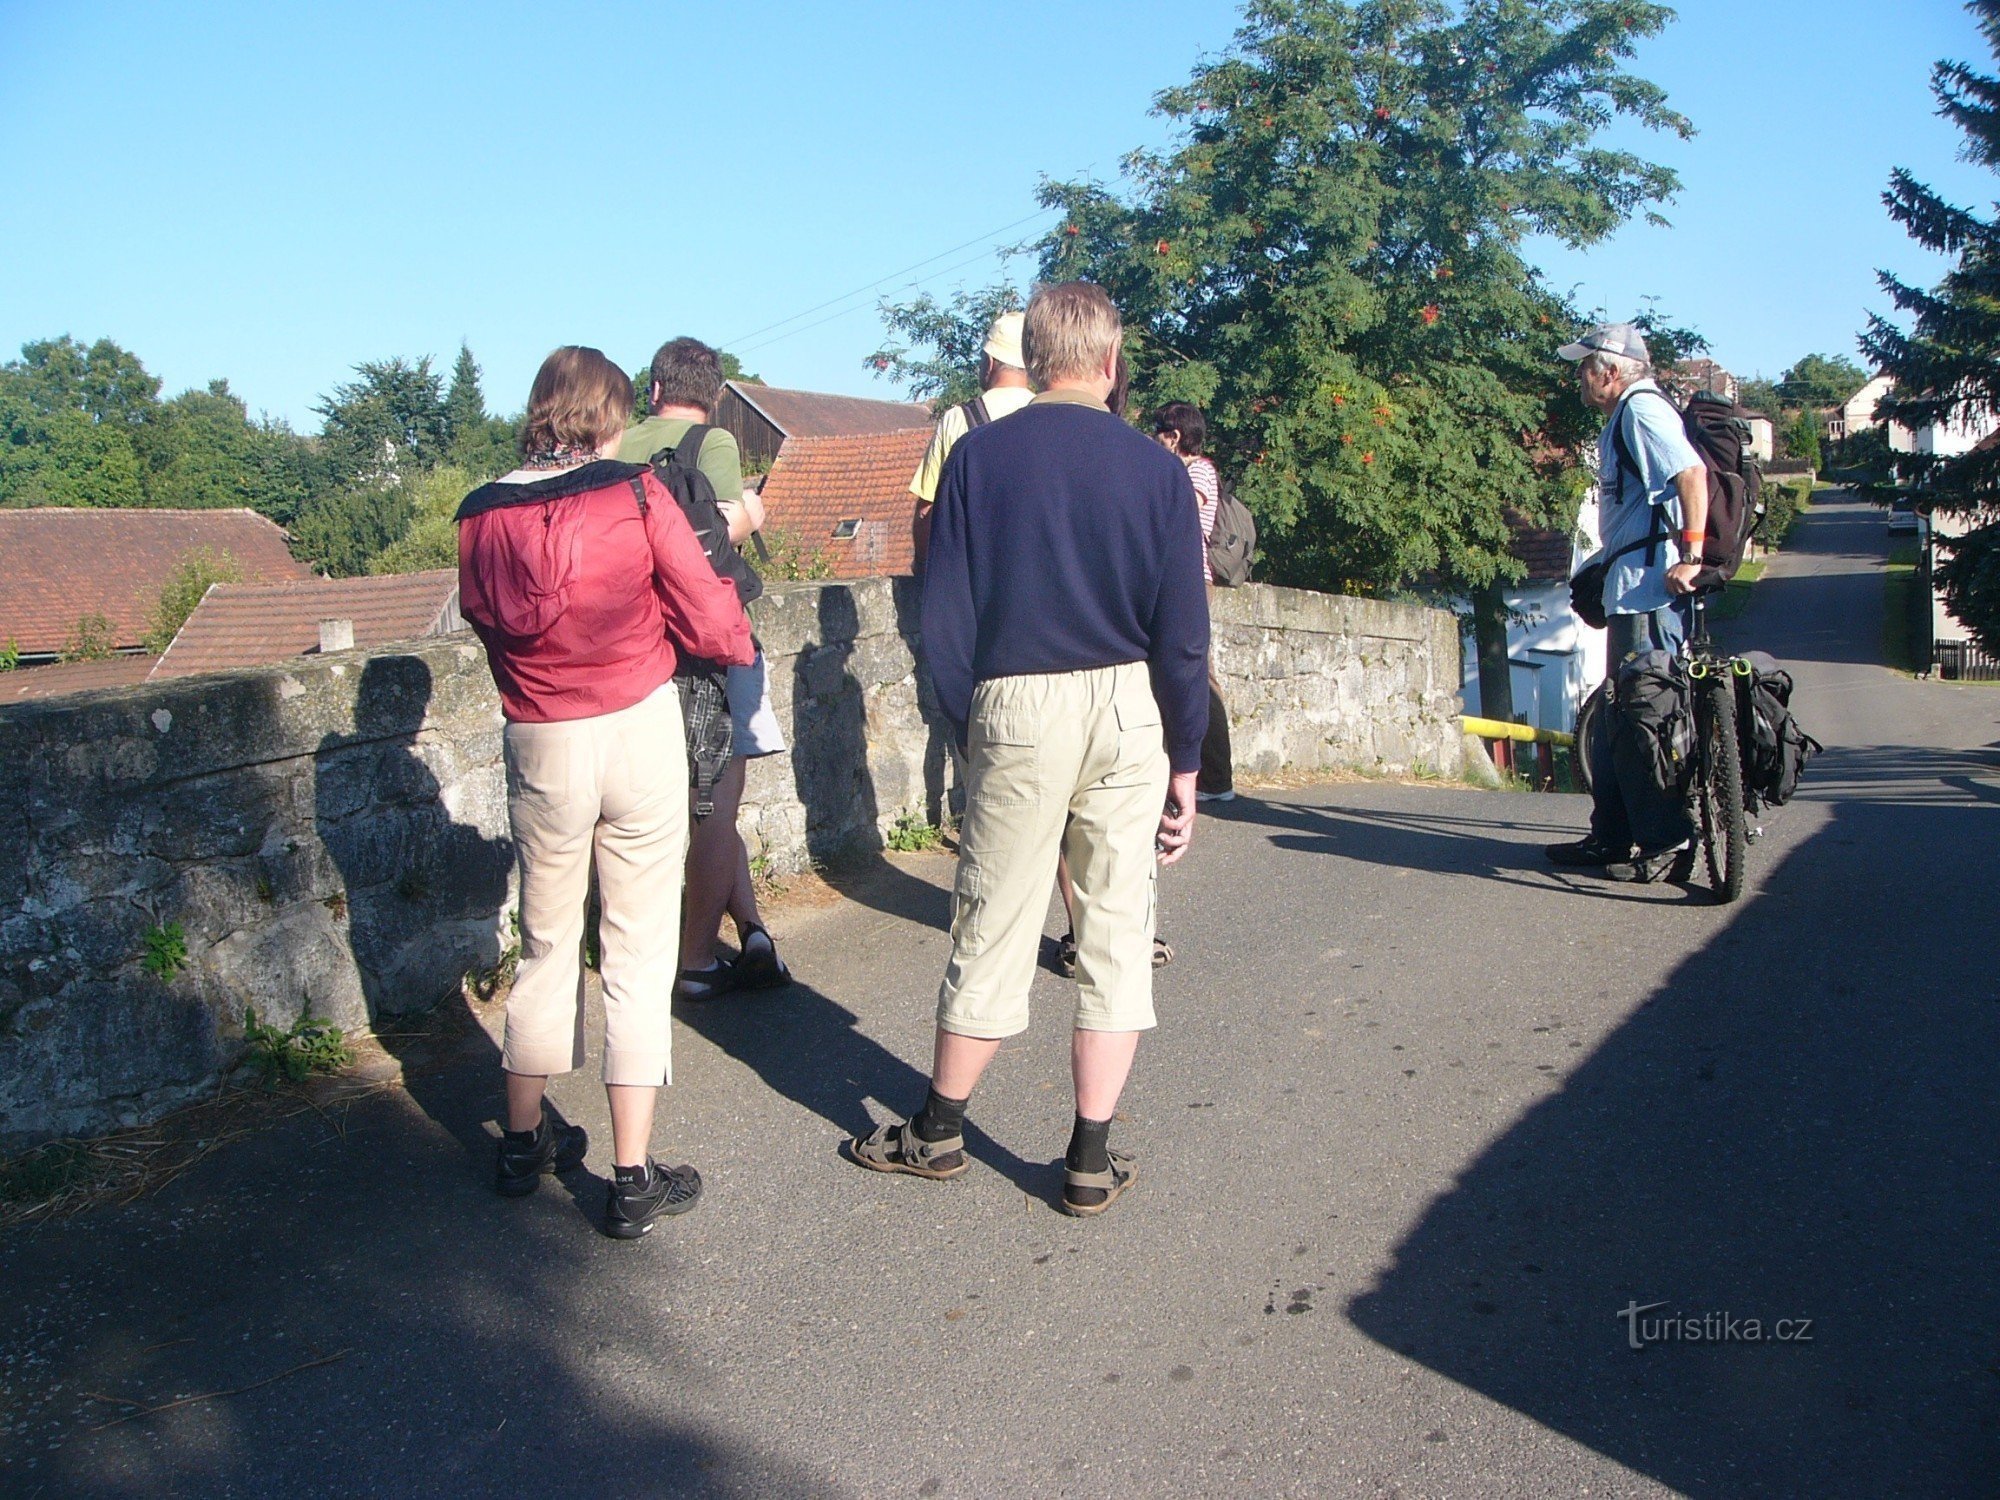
top-left (714, 380), bottom-right (932, 472)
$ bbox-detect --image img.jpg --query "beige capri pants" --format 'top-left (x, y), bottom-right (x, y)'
top-left (937, 661), bottom-right (1168, 1040)
top-left (500, 683), bottom-right (688, 1087)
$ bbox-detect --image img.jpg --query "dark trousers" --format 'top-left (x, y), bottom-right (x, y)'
top-left (1199, 662), bottom-right (1233, 794)
top-left (1588, 606), bottom-right (1692, 853)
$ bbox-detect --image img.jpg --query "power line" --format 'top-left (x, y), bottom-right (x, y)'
top-left (721, 205), bottom-right (1060, 351)
top-left (731, 240), bottom-right (1034, 359)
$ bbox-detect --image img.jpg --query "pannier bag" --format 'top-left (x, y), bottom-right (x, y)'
top-left (1613, 648), bottom-right (1695, 800)
top-left (1735, 650), bottom-right (1823, 808)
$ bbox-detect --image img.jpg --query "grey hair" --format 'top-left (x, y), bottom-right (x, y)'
top-left (1581, 349), bottom-right (1651, 383)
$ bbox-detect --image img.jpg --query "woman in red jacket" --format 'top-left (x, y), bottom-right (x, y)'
top-left (457, 345), bottom-right (753, 1239)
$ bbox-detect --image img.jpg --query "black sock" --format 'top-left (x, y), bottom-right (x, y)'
top-left (503, 1113), bottom-right (546, 1147)
top-left (613, 1161), bottom-right (652, 1187)
top-left (1067, 1114), bottom-right (1111, 1176)
top-left (911, 1086), bottom-right (968, 1143)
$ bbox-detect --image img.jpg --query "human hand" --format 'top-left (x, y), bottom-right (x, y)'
top-left (1156, 770), bottom-right (1198, 867)
top-left (1666, 561), bottom-right (1703, 596)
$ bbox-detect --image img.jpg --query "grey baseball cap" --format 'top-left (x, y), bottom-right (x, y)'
top-left (1557, 322), bottom-right (1650, 363)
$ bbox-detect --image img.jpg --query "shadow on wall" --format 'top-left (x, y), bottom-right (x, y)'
top-left (786, 585), bottom-right (953, 934)
top-left (312, 655), bottom-right (513, 1020)
top-left (1344, 742), bottom-right (2000, 1496)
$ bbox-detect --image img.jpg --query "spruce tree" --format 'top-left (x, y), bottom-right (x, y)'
top-left (1863, 0), bottom-right (2000, 652)
top-left (444, 343), bottom-right (486, 450)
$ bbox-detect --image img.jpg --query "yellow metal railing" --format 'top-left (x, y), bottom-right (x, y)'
top-left (1460, 715), bottom-right (1574, 749)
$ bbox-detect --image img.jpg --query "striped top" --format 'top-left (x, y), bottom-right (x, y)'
top-left (1186, 456), bottom-right (1220, 584)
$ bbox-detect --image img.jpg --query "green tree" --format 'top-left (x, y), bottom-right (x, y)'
top-left (367, 464), bottom-right (476, 574)
top-left (9, 336), bottom-right (162, 432)
top-left (144, 547), bottom-right (242, 652)
top-left (441, 345), bottom-right (518, 478)
top-left (0, 388), bottom-right (147, 507)
top-left (291, 483), bottom-right (415, 578)
top-left (1007, 0), bottom-right (1688, 719)
top-left (1864, 0), bottom-right (2000, 653)
top-left (0, 337), bottom-right (160, 508)
top-left (1783, 409), bottom-right (1822, 470)
top-left (866, 285), bottom-right (1026, 407)
top-left (314, 356), bottom-right (449, 486)
top-left (60, 613), bottom-right (116, 661)
top-left (1738, 376), bottom-right (1783, 418)
top-left (1776, 353), bottom-right (1868, 411)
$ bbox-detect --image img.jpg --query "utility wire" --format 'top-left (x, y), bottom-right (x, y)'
top-left (731, 239), bottom-right (1035, 359)
top-left (721, 205), bottom-right (1061, 351)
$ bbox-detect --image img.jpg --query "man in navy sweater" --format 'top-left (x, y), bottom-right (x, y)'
top-left (848, 281), bottom-right (1208, 1216)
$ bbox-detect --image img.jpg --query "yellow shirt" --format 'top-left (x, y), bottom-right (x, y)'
top-left (908, 385), bottom-right (1035, 502)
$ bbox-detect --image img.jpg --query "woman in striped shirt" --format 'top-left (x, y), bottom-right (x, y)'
top-left (1153, 403), bottom-right (1234, 800)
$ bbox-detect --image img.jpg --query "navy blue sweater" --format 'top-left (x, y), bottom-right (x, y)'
top-left (921, 394), bottom-right (1210, 772)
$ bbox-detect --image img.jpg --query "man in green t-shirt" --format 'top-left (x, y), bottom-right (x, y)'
top-left (619, 338), bottom-right (789, 1002)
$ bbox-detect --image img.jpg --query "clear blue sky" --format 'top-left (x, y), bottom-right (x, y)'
top-left (0, 0), bottom-right (1991, 430)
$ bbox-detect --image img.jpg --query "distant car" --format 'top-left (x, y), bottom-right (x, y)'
top-left (1887, 496), bottom-right (1918, 535)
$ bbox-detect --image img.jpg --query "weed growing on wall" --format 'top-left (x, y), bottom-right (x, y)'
top-left (140, 921), bottom-right (188, 979)
top-left (243, 1007), bottom-right (353, 1086)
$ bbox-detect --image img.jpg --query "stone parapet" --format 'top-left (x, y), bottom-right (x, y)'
top-left (0, 579), bottom-right (1458, 1146)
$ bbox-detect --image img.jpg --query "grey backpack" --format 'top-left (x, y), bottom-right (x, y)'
top-left (1207, 476), bottom-right (1257, 587)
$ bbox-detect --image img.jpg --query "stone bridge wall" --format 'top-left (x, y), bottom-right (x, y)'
top-left (0, 579), bottom-right (1460, 1147)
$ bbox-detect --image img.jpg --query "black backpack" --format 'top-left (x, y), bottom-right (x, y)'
top-left (1734, 651), bottom-right (1822, 808)
top-left (1608, 388), bottom-right (1761, 581)
top-left (639, 423), bottom-right (763, 607)
top-left (629, 424), bottom-right (760, 820)
top-left (959, 394), bottom-right (992, 432)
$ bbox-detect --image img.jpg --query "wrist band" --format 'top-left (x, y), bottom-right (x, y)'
top-left (1681, 531), bottom-right (1703, 547)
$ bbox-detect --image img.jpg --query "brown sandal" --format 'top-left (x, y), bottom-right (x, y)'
top-left (1060, 1150), bottom-right (1137, 1216)
top-left (846, 1120), bottom-right (969, 1180)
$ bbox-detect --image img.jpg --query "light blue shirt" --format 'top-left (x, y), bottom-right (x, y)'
top-left (1592, 379), bottom-right (1703, 616)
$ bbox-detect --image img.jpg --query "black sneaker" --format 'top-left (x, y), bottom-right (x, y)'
top-left (1545, 836), bottom-right (1627, 867)
top-left (602, 1160), bottom-right (703, 1239)
top-left (495, 1107), bottom-right (588, 1198)
top-left (1605, 840), bottom-right (1691, 884)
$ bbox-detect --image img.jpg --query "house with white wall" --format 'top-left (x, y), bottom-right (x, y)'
top-left (1458, 492), bottom-right (1605, 735)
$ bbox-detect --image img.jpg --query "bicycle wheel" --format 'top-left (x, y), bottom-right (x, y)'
top-left (1573, 683), bottom-right (1607, 796)
top-left (1696, 676), bottom-right (1746, 904)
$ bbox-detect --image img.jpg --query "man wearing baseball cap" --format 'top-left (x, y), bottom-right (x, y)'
top-left (1549, 321), bottom-right (1710, 883)
top-left (909, 310), bottom-right (1033, 567)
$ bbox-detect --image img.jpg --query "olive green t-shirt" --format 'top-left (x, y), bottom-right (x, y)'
top-left (619, 415), bottom-right (744, 503)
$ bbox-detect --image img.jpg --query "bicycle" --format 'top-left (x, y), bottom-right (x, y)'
top-left (1571, 586), bottom-right (1752, 903)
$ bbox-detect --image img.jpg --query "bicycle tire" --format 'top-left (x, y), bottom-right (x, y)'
top-left (1697, 677), bottom-right (1746, 904)
top-left (1574, 683), bottom-right (1607, 797)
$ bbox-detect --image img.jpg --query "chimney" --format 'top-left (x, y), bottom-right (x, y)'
top-left (318, 618), bottom-right (355, 654)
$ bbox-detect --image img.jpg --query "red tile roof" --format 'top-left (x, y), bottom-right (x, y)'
top-left (0, 654), bottom-right (160, 705)
top-left (757, 428), bottom-right (934, 578)
top-left (1509, 516), bottom-right (1579, 583)
top-left (152, 570), bottom-right (461, 678)
top-left (0, 508), bottom-right (309, 655)
top-left (726, 381), bottom-right (933, 440)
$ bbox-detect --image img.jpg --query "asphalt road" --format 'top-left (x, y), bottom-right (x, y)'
top-left (3, 492), bottom-right (1996, 1498)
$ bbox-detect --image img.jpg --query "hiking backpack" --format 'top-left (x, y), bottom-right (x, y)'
top-left (639, 424), bottom-right (763, 608)
top-left (632, 425), bottom-right (761, 820)
top-left (1207, 475), bottom-right (1257, 588)
top-left (1608, 388), bottom-right (1761, 581)
top-left (1734, 650), bottom-right (1823, 808)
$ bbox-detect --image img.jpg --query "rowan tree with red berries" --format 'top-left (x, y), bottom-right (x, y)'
top-left (880, 0), bottom-right (1692, 717)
